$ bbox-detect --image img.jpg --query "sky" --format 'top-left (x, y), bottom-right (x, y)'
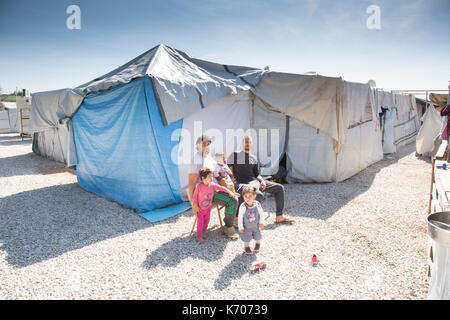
top-left (0, 0), bottom-right (449, 95)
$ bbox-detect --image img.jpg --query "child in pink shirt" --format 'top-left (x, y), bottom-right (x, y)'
top-left (192, 167), bottom-right (240, 243)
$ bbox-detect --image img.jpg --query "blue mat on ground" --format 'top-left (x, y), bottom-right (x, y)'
top-left (139, 201), bottom-right (191, 223)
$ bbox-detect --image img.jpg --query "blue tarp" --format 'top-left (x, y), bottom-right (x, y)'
top-left (72, 77), bottom-right (183, 213)
top-left (139, 201), bottom-right (191, 223)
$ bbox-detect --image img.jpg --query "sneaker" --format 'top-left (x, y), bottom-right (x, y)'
top-left (244, 246), bottom-right (252, 255)
top-left (254, 243), bottom-right (260, 253)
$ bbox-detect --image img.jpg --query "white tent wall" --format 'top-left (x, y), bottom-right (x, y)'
top-left (285, 118), bottom-right (337, 183)
top-left (375, 90), bottom-right (419, 154)
top-left (252, 95), bottom-right (287, 176)
top-left (335, 81), bottom-right (383, 181)
top-left (248, 75), bottom-right (385, 183)
top-left (374, 89), bottom-right (395, 113)
top-left (33, 121), bottom-right (77, 167)
top-left (29, 88), bottom-right (84, 166)
top-left (336, 121), bottom-right (383, 181)
top-left (178, 90), bottom-right (252, 201)
top-left (416, 104), bottom-right (443, 156)
top-left (250, 72), bottom-right (346, 154)
top-left (392, 93), bottom-right (419, 150)
top-left (382, 108), bottom-right (397, 154)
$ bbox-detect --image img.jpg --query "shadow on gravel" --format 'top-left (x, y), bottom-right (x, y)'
top-left (264, 142), bottom-right (421, 221)
top-left (0, 153), bottom-right (75, 178)
top-left (214, 253), bottom-right (257, 290)
top-left (0, 134), bottom-right (32, 146)
top-left (142, 228), bottom-right (228, 270)
top-left (0, 183), bottom-right (147, 268)
top-left (415, 153), bottom-right (432, 164)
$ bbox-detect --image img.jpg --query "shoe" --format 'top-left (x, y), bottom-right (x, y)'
top-left (254, 243), bottom-right (260, 253)
top-left (244, 247), bottom-right (252, 255)
top-left (275, 217), bottom-right (295, 224)
top-left (224, 226), bottom-right (238, 240)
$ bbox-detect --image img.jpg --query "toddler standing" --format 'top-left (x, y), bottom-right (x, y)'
top-left (238, 186), bottom-right (265, 254)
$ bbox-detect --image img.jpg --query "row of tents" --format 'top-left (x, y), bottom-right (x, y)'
top-left (28, 44), bottom-right (429, 215)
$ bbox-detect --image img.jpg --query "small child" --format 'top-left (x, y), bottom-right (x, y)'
top-left (213, 152), bottom-right (235, 192)
top-left (192, 167), bottom-right (240, 243)
top-left (238, 186), bottom-right (265, 254)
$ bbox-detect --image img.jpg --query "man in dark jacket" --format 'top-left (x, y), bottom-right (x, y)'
top-left (228, 136), bottom-right (294, 224)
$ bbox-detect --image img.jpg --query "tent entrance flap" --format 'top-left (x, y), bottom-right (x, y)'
top-left (72, 77), bottom-right (182, 212)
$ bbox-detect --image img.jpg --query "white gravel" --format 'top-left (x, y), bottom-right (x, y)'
top-left (0, 133), bottom-right (431, 299)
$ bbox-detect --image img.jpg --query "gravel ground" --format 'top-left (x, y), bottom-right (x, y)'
top-left (0, 133), bottom-right (431, 299)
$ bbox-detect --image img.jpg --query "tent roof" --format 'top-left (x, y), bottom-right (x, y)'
top-left (77, 44), bottom-right (264, 94)
top-left (76, 44), bottom-right (266, 124)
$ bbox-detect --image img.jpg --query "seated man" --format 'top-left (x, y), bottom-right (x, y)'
top-left (228, 135), bottom-right (294, 224)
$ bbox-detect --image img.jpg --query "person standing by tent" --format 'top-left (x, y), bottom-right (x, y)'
top-left (188, 134), bottom-right (240, 240)
top-left (228, 136), bottom-right (294, 225)
top-left (440, 82), bottom-right (450, 161)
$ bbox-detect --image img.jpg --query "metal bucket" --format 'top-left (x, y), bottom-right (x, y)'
top-left (427, 212), bottom-right (450, 248)
top-left (427, 212), bottom-right (450, 300)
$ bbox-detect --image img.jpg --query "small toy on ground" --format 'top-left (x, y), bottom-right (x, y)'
top-left (312, 254), bottom-right (319, 266)
top-left (250, 261), bottom-right (267, 273)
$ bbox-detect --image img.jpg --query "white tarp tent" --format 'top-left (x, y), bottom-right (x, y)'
top-left (251, 72), bottom-right (346, 153)
top-left (0, 102), bottom-right (17, 133)
top-left (416, 104), bottom-right (443, 156)
top-left (30, 88), bottom-right (84, 166)
top-left (251, 73), bottom-right (383, 182)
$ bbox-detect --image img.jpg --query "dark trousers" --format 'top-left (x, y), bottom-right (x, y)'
top-left (212, 191), bottom-right (239, 228)
top-left (235, 180), bottom-right (285, 216)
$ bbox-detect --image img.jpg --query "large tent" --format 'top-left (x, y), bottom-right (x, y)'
top-left (29, 44), bottom-right (418, 217)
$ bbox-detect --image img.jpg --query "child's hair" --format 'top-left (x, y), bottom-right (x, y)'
top-left (242, 185), bottom-right (257, 196)
top-left (199, 167), bottom-right (213, 180)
